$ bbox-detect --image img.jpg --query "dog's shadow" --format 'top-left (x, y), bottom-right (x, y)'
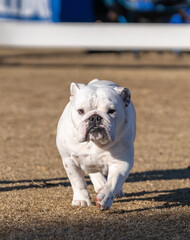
top-left (0, 167), bottom-right (189, 212)
top-left (113, 187), bottom-right (190, 214)
top-left (0, 167), bottom-right (189, 192)
top-left (113, 167), bottom-right (190, 212)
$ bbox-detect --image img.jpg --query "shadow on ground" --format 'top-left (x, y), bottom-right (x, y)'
top-left (0, 167), bottom-right (189, 192)
top-left (0, 210), bottom-right (189, 240)
top-left (1, 62), bottom-right (190, 70)
top-left (1, 51), bottom-right (190, 69)
top-left (127, 167), bottom-right (190, 182)
top-left (114, 188), bottom-right (190, 213)
top-left (0, 168), bottom-right (189, 213)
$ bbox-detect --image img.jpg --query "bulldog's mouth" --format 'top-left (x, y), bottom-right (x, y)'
top-left (86, 127), bottom-right (108, 142)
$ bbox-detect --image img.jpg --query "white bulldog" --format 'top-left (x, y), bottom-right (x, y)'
top-left (56, 79), bottom-right (136, 210)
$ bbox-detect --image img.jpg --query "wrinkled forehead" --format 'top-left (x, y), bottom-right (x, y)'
top-left (74, 86), bottom-right (120, 109)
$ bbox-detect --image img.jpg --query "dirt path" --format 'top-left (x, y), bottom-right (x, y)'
top-left (0, 49), bottom-right (190, 239)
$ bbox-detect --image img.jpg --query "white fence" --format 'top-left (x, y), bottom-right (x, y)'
top-left (0, 22), bottom-right (190, 50)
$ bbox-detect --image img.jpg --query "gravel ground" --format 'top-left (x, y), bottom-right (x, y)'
top-left (0, 49), bottom-right (189, 240)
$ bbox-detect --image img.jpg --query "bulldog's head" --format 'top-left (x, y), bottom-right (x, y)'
top-left (70, 81), bottom-right (131, 145)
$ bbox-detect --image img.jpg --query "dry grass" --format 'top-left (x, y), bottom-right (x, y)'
top-left (0, 49), bottom-right (190, 240)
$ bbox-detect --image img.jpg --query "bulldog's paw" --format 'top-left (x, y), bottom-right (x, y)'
top-left (116, 189), bottom-right (126, 198)
top-left (72, 199), bottom-right (92, 208)
top-left (96, 187), bottom-right (114, 210)
top-left (72, 189), bottom-right (92, 208)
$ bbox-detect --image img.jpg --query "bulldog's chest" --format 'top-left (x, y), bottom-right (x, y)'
top-left (71, 144), bottom-right (110, 175)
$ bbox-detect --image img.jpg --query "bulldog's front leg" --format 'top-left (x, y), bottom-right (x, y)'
top-left (62, 158), bottom-right (92, 207)
top-left (96, 162), bottom-right (132, 210)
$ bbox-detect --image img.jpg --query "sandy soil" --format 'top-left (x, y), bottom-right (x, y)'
top-left (0, 49), bottom-right (190, 240)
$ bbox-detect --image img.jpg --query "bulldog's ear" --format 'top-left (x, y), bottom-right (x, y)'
top-left (114, 87), bottom-right (131, 107)
top-left (70, 82), bottom-right (85, 96)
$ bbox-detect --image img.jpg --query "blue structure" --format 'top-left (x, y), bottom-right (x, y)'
top-left (60, 0), bottom-right (95, 22)
top-left (0, 0), bottom-right (95, 22)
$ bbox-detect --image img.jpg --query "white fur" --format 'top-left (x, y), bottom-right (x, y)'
top-left (56, 79), bottom-right (136, 210)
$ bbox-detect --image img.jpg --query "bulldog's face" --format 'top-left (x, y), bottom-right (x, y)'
top-left (70, 82), bottom-right (131, 145)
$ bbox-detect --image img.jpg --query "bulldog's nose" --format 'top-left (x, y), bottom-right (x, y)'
top-left (89, 114), bottom-right (102, 126)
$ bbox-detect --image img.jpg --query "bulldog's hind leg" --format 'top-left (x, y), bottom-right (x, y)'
top-left (115, 188), bottom-right (126, 198)
top-left (89, 172), bottom-right (106, 193)
top-left (63, 158), bottom-right (92, 207)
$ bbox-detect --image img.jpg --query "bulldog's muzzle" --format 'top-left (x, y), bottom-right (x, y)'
top-left (86, 114), bottom-right (107, 141)
top-left (77, 110), bottom-right (116, 143)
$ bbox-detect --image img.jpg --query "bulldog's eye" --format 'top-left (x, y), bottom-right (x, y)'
top-left (108, 109), bottom-right (116, 115)
top-left (77, 108), bottom-right (85, 115)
